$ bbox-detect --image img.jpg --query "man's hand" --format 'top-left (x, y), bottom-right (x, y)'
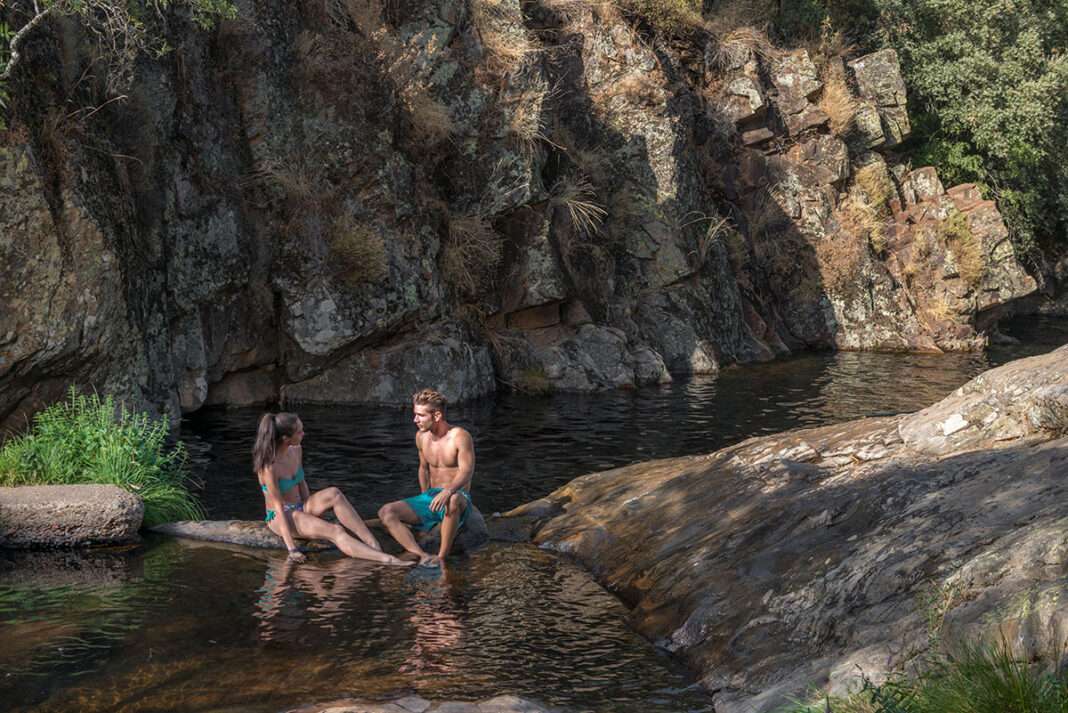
top-left (430, 488), bottom-right (452, 514)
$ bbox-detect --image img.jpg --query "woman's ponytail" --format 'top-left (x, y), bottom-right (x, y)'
top-left (252, 413), bottom-right (277, 474)
top-left (252, 412), bottom-right (301, 474)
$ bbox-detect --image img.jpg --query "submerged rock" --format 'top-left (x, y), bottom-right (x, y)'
top-left (287, 694), bottom-right (556, 713)
top-left (0, 485), bottom-right (143, 548)
top-left (506, 345), bottom-right (1068, 711)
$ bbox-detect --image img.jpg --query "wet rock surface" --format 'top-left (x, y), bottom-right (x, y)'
top-left (153, 503), bottom-right (491, 555)
top-left (0, 485), bottom-right (144, 548)
top-left (287, 694), bottom-right (556, 713)
top-left (506, 346), bottom-right (1068, 712)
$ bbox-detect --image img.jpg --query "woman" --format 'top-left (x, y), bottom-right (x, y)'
top-left (253, 412), bottom-right (412, 566)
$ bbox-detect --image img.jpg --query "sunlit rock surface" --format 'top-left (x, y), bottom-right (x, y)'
top-left (507, 346), bottom-right (1068, 711)
top-left (0, 3), bottom-right (1040, 430)
top-left (0, 485), bottom-right (143, 547)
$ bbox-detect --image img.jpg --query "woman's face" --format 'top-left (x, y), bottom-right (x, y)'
top-left (286, 419), bottom-right (305, 447)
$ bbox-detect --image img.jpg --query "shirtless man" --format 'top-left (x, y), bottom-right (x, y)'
top-left (377, 389), bottom-right (474, 566)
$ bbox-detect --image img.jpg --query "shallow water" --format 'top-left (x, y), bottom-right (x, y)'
top-left (2, 316), bottom-right (1065, 713)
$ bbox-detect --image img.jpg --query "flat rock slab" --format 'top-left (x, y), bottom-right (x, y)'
top-left (287, 694), bottom-right (556, 713)
top-left (151, 519), bottom-right (336, 551)
top-left (153, 504), bottom-right (490, 554)
top-left (0, 485), bottom-right (143, 548)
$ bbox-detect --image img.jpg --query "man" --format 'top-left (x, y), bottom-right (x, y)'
top-left (377, 389), bottom-right (474, 566)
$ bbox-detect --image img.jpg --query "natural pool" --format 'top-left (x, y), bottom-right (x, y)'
top-left (3, 316), bottom-right (1066, 713)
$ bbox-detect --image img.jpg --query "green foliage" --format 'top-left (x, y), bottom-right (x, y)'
top-left (0, 0), bottom-right (236, 128)
top-left (768, 0), bottom-right (1068, 255)
top-left (0, 389), bottom-right (203, 526)
top-left (780, 639), bottom-right (1068, 713)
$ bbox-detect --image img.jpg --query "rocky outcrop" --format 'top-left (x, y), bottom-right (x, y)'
top-left (0, 1), bottom-right (1037, 430)
top-left (506, 346), bottom-right (1068, 712)
top-left (0, 485), bottom-right (144, 547)
top-left (154, 503), bottom-right (491, 554)
top-left (288, 694), bottom-right (556, 713)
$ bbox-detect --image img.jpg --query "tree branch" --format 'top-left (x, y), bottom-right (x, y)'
top-left (0, 4), bottom-right (56, 82)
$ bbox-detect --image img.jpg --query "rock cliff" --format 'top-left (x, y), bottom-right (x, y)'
top-left (0, 0), bottom-right (1037, 430)
top-left (506, 344), bottom-right (1068, 711)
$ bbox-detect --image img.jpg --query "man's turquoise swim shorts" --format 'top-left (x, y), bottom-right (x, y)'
top-left (402, 488), bottom-right (471, 531)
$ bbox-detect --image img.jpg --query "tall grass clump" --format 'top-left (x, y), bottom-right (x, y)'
top-left (0, 390), bottom-right (203, 527)
top-left (781, 638), bottom-right (1068, 713)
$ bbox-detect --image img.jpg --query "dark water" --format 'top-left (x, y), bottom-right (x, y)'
top-left (2, 316), bottom-right (1065, 713)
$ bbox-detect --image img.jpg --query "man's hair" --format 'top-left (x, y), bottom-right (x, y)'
top-left (412, 388), bottom-right (447, 414)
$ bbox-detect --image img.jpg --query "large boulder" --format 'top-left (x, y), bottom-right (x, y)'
top-left (505, 345), bottom-right (1068, 712)
top-left (0, 485), bottom-right (144, 548)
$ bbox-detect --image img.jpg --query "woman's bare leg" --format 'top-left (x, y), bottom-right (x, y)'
top-left (305, 487), bottom-right (381, 549)
top-left (281, 512), bottom-right (413, 566)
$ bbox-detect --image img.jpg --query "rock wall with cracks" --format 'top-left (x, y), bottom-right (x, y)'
top-left (0, 0), bottom-right (1037, 432)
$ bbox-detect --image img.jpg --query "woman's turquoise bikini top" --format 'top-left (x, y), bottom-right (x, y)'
top-left (261, 466), bottom-right (305, 494)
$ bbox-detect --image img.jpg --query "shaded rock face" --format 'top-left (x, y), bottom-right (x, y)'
top-left (0, 485), bottom-right (144, 547)
top-left (0, 2), bottom-right (1036, 429)
top-left (507, 346), bottom-right (1068, 712)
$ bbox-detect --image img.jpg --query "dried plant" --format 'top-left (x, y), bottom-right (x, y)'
top-left (471, 0), bottom-right (537, 76)
top-left (329, 216), bottom-right (389, 287)
top-left (443, 214), bottom-right (503, 296)
top-left (818, 61), bottom-right (857, 136)
top-left (711, 26), bottom-right (775, 70)
top-left (241, 157), bottom-right (323, 208)
top-left (551, 174), bottom-right (607, 236)
top-left (814, 231), bottom-right (867, 296)
top-left (941, 210), bottom-right (985, 287)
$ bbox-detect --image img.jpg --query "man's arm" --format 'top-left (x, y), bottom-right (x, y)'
top-left (416, 433), bottom-right (430, 493)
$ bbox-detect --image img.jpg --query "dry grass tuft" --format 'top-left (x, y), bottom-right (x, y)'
top-left (329, 216), bottom-right (389, 287)
top-left (818, 60), bottom-right (857, 136)
top-left (444, 214), bottom-right (503, 296)
top-left (941, 210), bottom-right (985, 287)
top-left (551, 174), bottom-right (608, 236)
top-left (711, 26), bottom-right (776, 70)
top-left (242, 158), bottom-right (323, 208)
top-left (342, 0), bottom-right (455, 146)
top-left (840, 163), bottom-right (895, 252)
top-left (471, 0), bottom-right (537, 77)
top-left (815, 231), bottom-right (867, 296)
top-left (853, 163), bottom-right (894, 209)
top-left (617, 0), bottom-right (705, 35)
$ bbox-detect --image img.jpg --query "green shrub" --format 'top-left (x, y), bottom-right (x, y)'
top-left (781, 639), bottom-right (1068, 713)
top-left (0, 390), bottom-right (203, 526)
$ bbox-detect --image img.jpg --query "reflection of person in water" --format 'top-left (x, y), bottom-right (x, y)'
top-left (254, 555), bottom-right (375, 642)
top-left (400, 566), bottom-right (465, 677)
top-left (253, 412), bottom-right (412, 566)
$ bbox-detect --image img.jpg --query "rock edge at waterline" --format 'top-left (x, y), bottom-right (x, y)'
top-left (153, 504), bottom-right (491, 554)
top-left (286, 693), bottom-right (556, 713)
top-left (506, 344), bottom-right (1068, 712)
top-left (0, 485), bottom-right (143, 548)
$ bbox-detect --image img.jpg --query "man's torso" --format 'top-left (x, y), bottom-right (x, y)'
top-left (418, 426), bottom-right (470, 490)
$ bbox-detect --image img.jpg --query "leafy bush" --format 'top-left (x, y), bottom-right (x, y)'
top-left (0, 390), bottom-right (203, 526)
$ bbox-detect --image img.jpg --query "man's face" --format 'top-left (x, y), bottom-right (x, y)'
top-left (413, 404), bottom-right (438, 432)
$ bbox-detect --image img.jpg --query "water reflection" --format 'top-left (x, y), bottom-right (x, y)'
top-left (4, 317), bottom-right (1066, 712)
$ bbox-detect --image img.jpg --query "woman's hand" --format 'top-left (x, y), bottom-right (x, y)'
top-left (287, 547), bottom-right (306, 563)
